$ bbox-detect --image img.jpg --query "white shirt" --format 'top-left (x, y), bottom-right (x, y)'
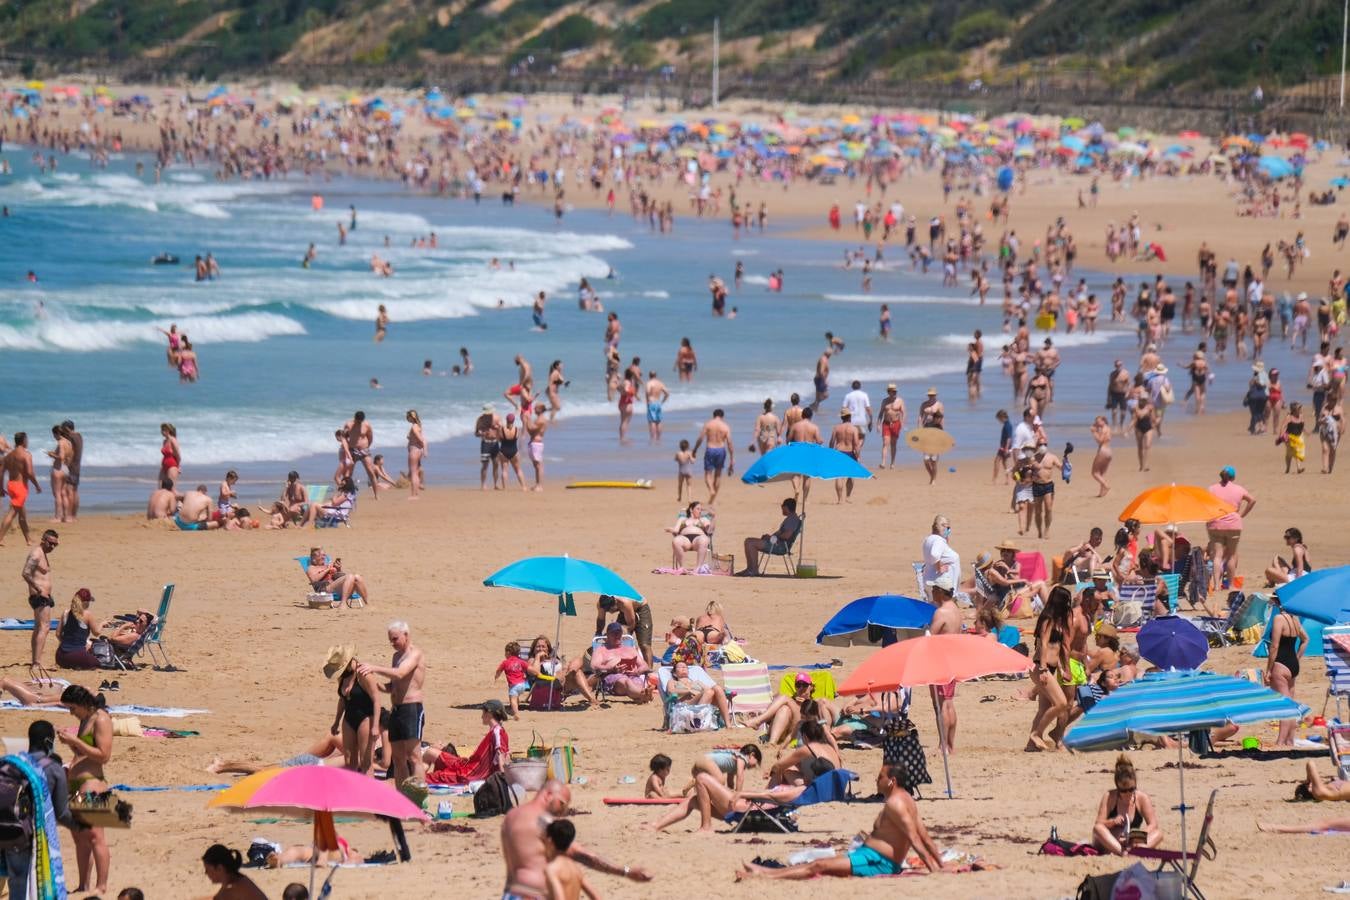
top-left (843, 389), bottom-right (871, 425)
top-left (1012, 421), bottom-right (1036, 451)
top-left (921, 533), bottom-right (961, 589)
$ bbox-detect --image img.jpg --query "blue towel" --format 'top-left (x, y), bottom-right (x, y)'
top-left (0, 620), bottom-right (59, 631)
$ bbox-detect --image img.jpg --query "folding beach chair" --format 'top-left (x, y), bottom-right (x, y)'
top-left (141, 583), bottom-right (177, 671)
top-left (1194, 592), bottom-right (1252, 647)
top-left (657, 664), bottom-right (724, 732)
top-left (719, 661), bottom-right (774, 717)
top-left (1015, 551), bottom-right (1047, 583)
top-left (1322, 624), bottom-right (1350, 722)
top-left (728, 768), bottom-right (858, 834)
top-left (314, 492), bottom-right (355, 528)
top-left (1116, 582), bottom-right (1158, 630)
top-left (1159, 573), bottom-right (1181, 613)
top-left (588, 633), bottom-right (640, 703)
top-left (1328, 719), bottom-right (1350, 781)
top-left (1130, 788), bottom-right (1219, 900)
top-left (295, 556), bottom-right (364, 608)
top-left (756, 515), bottom-right (802, 576)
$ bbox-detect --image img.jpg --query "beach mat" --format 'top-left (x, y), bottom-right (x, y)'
top-left (603, 797), bottom-right (683, 805)
top-left (0, 701), bottom-right (207, 719)
top-left (0, 619), bottom-right (59, 631)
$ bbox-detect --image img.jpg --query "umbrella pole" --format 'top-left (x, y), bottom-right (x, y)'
top-left (1176, 736), bottom-right (1192, 897)
top-left (550, 596), bottom-right (564, 708)
top-left (930, 685), bottom-right (954, 799)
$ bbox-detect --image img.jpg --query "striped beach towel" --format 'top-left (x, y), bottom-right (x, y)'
top-left (2, 754), bottom-right (66, 900)
top-left (720, 662), bottom-right (774, 715)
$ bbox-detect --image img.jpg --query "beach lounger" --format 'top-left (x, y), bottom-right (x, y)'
top-left (1323, 624), bottom-right (1350, 722)
top-left (1129, 788), bottom-right (1219, 900)
top-left (140, 584), bottom-right (176, 671)
top-left (657, 665), bottom-right (723, 732)
top-left (1328, 720), bottom-right (1350, 781)
top-left (727, 768), bottom-right (857, 834)
top-left (1159, 573), bottom-right (1181, 613)
top-left (1015, 551), bottom-right (1047, 583)
top-left (295, 556), bottom-right (363, 608)
top-left (756, 515), bottom-right (802, 576)
top-left (720, 662), bottom-right (774, 716)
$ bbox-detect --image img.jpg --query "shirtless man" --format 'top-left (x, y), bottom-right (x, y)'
top-left (476, 405), bottom-right (504, 491)
top-left (174, 485), bottom-right (220, 531)
top-left (22, 529), bottom-right (58, 670)
top-left (344, 411), bottom-right (380, 498)
top-left (0, 433), bottom-right (41, 547)
top-left (358, 620), bottom-right (425, 786)
top-left (514, 355), bottom-right (534, 395)
top-left (644, 371), bottom-right (670, 442)
top-left (525, 402), bottom-right (548, 491)
top-left (1107, 360), bottom-right (1131, 434)
top-left (877, 384), bottom-right (906, 469)
top-left (1030, 443), bottom-right (1063, 539)
top-left (145, 477), bottom-right (180, 520)
top-left (736, 762), bottom-right (946, 880)
top-left (1035, 338), bottom-right (1061, 402)
top-left (501, 781), bottom-right (651, 899)
top-left (785, 408), bottom-right (822, 503)
top-left (929, 585), bottom-right (962, 752)
top-left (692, 409), bottom-right (734, 506)
top-left (828, 408), bottom-right (862, 503)
top-left (812, 350), bottom-right (832, 410)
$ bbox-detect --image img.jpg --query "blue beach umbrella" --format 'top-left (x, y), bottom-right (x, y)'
top-left (997, 165), bottom-right (1014, 191)
top-left (1136, 616), bottom-right (1209, 670)
top-left (1059, 135), bottom-right (1085, 152)
top-left (1273, 565), bottom-right (1350, 624)
top-left (742, 442), bottom-right (872, 562)
top-left (817, 595), bottom-right (936, 647)
top-left (1259, 156), bottom-right (1294, 179)
top-left (1066, 669), bottom-right (1306, 866)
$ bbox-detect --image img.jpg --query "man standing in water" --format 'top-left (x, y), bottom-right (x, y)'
top-left (501, 781), bottom-right (651, 898)
top-left (813, 349), bottom-right (832, 410)
top-left (22, 530), bottom-right (57, 673)
top-left (344, 411), bottom-right (381, 497)
top-left (644, 370), bottom-right (670, 442)
top-left (877, 384), bottom-right (905, 469)
top-left (692, 409), bottom-right (734, 505)
top-left (0, 433), bottom-right (42, 547)
top-left (359, 620), bottom-right (425, 786)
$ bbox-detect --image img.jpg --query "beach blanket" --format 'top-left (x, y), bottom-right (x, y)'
top-left (425, 784), bottom-right (475, 796)
top-left (0, 620), bottom-right (59, 632)
top-left (2, 754), bottom-right (66, 900)
top-left (0, 702), bottom-right (206, 719)
top-left (649, 567), bottom-right (729, 576)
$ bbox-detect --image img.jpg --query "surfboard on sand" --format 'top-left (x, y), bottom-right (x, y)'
top-left (565, 480), bottom-right (654, 489)
top-left (906, 428), bottom-right (955, 455)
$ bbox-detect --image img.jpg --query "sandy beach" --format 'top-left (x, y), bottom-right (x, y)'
top-left (3, 79), bottom-right (1350, 898)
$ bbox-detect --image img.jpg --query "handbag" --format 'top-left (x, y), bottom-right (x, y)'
top-left (879, 691), bottom-right (930, 794)
top-left (546, 728), bottom-right (577, 783)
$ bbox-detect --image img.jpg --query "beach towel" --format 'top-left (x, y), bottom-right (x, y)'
top-left (602, 797), bottom-right (683, 805)
top-left (426, 726), bottom-right (509, 786)
top-left (721, 662), bottom-right (774, 715)
top-left (112, 783), bottom-right (227, 793)
top-left (0, 702), bottom-right (206, 719)
top-left (649, 567), bottom-right (729, 576)
top-left (1, 754), bottom-right (65, 900)
top-left (0, 620), bottom-right (58, 632)
top-left (777, 670), bottom-right (836, 700)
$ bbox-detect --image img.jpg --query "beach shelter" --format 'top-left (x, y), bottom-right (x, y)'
top-left (1066, 669), bottom-right (1305, 892)
top-left (1272, 566), bottom-right (1350, 625)
top-left (740, 442), bottom-right (872, 565)
top-left (816, 594), bottom-right (936, 647)
top-left (1117, 484), bottom-right (1234, 526)
top-left (483, 555), bottom-right (641, 700)
top-left (838, 634), bottom-right (1032, 797)
top-left (209, 765), bottom-right (426, 896)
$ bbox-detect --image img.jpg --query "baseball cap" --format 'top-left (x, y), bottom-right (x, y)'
top-left (794, 672), bottom-right (813, 686)
top-left (1220, 465), bottom-right (1236, 479)
top-left (605, 621), bottom-right (624, 633)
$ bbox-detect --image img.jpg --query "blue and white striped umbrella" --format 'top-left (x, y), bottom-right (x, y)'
top-left (1065, 669), bottom-right (1305, 752)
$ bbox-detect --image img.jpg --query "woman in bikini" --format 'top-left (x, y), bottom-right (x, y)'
top-left (674, 338), bottom-right (697, 383)
top-left (743, 675), bottom-right (816, 745)
top-left (405, 410), bottom-right (425, 500)
top-left (546, 360), bottom-right (566, 420)
top-left (59, 684), bottom-right (113, 894)
top-left (1267, 594), bottom-right (1308, 747)
top-left (694, 600), bottom-right (729, 647)
top-left (47, 423), bottom-right (71, 523)
top-left (667, 501), bottom-right (713, 572)
top-left (1090, 415), bottom-right (1112, 497)
top-left (1027, 586), bottom-right (1072, 751)
top-left (158, 422), bottom-right (181, 487)
top-left (1132, 393), bottom-right (1155, 472)
top-left (767, 719), bottom-right (840, 788)
top-left (1092, 754), bottom-right (1163, 854)
top-left (753, 398), bottom-right (780, 455)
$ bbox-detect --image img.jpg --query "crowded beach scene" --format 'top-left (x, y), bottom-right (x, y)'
top-left (3, 3), bottom-right (1350, 898)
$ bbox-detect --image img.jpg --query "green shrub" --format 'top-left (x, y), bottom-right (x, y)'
top-left (949, 10), bottom-right (1009, 49)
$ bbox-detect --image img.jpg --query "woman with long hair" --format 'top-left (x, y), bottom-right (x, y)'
top-left (406, 410), bottom-right (425, 499)
top-left (1091, 754), bottom-right (1163, 854)
top-left (59, 684), bottom-right (114, 894)
top-left (1026, 586), bottom-right (1072, 751)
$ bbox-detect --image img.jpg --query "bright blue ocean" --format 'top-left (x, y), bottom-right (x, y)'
top-left (0, 150), bottom-right (1285, 511)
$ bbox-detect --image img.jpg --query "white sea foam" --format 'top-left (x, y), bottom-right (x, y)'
top-left (641, 290), bottom-right (670, 299)
top-left (826, 292), bottom-right (981, 306)
top-left (4, 171), bottom-right (299, 218)
top-left (0, 311), bottom-right (305, 352)
top-left (741, 274), bottom-right (771, 285)
top-left (938, 331), bottom-right (1124, 348)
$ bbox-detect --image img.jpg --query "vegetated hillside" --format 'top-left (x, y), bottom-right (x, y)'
top-left (0, 0), bottom-right (1343, 91)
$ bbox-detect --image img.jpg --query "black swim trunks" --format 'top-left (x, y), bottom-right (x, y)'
top-left (28, 594), bottom-right (54, 611)
top-left (388, 702), bottom-right (424, 742)
top-left (1032, 481), bottom-right (1055, 499)
top-left (480, 440), bottom-right (500, 462)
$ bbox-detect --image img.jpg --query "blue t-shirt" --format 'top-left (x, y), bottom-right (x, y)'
top-left (999, 419), bottom-right (1014, 450)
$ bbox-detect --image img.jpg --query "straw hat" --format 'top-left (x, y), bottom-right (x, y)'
top-left (1154, 363), bottom-right (1168, 375)
top-left (974, 551), bottom-right (995, 571)
top-left (926, 387), bottom-right (938, 396)
top-left (322, 644), bottom-right (356, 679)
top-left (995, 538), bottom-right (1020, 553)
top-left (481, 402), bottom-right (495, 413)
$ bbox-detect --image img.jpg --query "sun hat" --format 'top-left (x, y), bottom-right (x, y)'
top-left (886, 383), bottom-right (897, 391)
top-left (323, 644), bottom-right (356, 679)
top-left (1154, 363), bottom-right (1168, 374)
top-left (1096, 622), bottom-right (1118, 639)
top-left (926, 387), bottom-right (938, 396)
top-left (481, 402), bottom-right (494, 413)
top-left (974, 551), bottom-right (995, 571)
top-left (995, 538), bottom-right (1020, 552)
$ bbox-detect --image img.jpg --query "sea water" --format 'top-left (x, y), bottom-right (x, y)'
top-left (0, 151), bottom-right (1290, 511)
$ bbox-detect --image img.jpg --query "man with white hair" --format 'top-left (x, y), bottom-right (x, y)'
top-left (920, 515), bottom-right (960, 601)
top-left (359, 620), bottom-right (425, 785)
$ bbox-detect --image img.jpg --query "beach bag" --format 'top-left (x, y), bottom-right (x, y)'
top-left (669, 703), bottom-right (720, 734)
top-left (1040, 826), bottom-right (1100, 857)
top-left (546, 729), bottom-right (576, 783)
top-left (879, 693), bottom-right (930, 794)
top-left (528, 675), bottom-right (565, 711)
top-left (91, 637), bottom-right (118, 669)
top-left (0, 762), bottom-right (34, 850)
top-left (1113, 601), bottom-right (1144, 628)
top-left (1077, 872), bottom-right (1121, 900)
top-left (472, 771), bottom-right (517, 818)
top-left (735, 807), bottom-right (797, 833)
top-left (1112, 862), bottom-right (1163, 900)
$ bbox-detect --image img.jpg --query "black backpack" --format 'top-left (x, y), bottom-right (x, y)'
top-left (472, 772), bottom-right (517, 818)
top-left (1076, 872), bottom-right (1120, 900)
top-left (0, 761), bottom-right (35, 850)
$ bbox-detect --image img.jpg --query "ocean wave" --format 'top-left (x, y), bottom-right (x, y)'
top-left (0, 311), bottom-right (305, 352)
top-left (826, 292), bottom-right (981, 306)
top-left (641, 290), bottom-right (670, 299)
top-left (938, 331), bottom-right (1123, 348)
top-left (5, 171), bottom-right (299, 219)
top-left (741, 274), bottom-right (771, 285)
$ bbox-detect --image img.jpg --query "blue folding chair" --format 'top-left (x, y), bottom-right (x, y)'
top-left (728, 768), bottom-right (858, 834)
top-left (296, 556), bottom-right (364, 606)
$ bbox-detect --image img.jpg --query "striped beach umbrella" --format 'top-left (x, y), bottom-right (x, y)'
top-left (1066, 669), bottom-right (1305, 866)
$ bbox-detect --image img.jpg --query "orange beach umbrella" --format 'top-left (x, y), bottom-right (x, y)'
top-left (1117, 483), bottom-right (1234, 526)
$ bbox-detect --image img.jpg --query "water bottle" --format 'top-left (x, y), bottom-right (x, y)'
top-left (436, 800), bottom-right (453, 820)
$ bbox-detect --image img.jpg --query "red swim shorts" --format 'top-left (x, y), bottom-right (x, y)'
top-left (6, 481), bottom-right (26, 509)
top-left (881, 421), bottom-right (902, 441)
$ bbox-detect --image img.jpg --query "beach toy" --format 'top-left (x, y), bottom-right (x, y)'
top-left (1242, 736), bottom-right (1261, 750)
top-left (1314, 716), bottom-right (1328, 727)
top-left (905, 428), bottom-right (955, 455)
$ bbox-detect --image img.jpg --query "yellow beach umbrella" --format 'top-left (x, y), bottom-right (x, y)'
top-left (840, 113), bottom-right (861, 126)
top-left (26, 80), bottom-right (46, 91)
top-left (207, 768), bottom-right (283, 809)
